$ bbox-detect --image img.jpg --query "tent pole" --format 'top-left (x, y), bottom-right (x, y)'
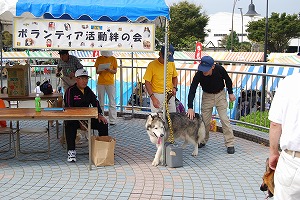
top-left (163, 19), bottom-right (169, 121)
top-left (162, 18), bottom-right (169, 166)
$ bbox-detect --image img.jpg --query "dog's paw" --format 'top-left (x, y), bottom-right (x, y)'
top-left (192, 149), bottom-right (198, 156)
top-left (152, 159), bottom-right (160, 166)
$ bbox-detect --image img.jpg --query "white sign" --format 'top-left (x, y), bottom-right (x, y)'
top-left (13, 18), bottom-right (155, 51)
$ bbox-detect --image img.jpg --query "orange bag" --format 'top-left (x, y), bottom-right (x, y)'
top-left (0, 99), bottom-right (7, 127)
top-left (210, 119), bottom-right (217, 132)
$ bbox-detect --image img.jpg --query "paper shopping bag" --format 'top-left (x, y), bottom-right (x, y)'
top-left (91, 136), bottom-right (116, 166)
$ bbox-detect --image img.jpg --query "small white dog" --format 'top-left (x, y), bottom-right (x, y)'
top-left (145, 112), bottom-right (205, 166)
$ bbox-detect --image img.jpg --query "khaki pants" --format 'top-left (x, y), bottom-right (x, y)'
top-left (201, 90), bottom-right (235, 147)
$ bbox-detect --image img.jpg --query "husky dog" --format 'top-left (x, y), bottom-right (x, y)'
top-left (145, 112), bottom-right (205, 166)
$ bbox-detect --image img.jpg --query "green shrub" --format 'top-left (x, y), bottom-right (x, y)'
top-left (237, 111), bottom-right (270, 133)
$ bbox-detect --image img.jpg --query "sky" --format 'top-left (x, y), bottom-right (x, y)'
top-left (165, 0), bottom-right (300, 16)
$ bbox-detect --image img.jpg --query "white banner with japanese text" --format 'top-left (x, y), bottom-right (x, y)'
top-left (13, 18), bottom-right (155, 51)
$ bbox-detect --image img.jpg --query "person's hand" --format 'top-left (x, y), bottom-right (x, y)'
top-left (56, 70), bottom-right (62, 77)
top-left (172, 87), bottom-right (177, 96)
top-left (269, 153), bottom-right (280, 170)
top-left (98, 115), bottom-right (108, 124)
top-left (229, 93), bottom-right (236, 102)
top-left (151, 96), bottom-right (160, 108)
top-left (187, 108), bottom-right (195, 120)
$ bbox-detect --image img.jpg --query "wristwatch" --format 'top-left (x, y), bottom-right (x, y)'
top-left (173, 87), bottom-right (178, 91)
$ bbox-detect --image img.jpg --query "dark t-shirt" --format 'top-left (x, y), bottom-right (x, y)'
top-left (187, 64), bottom-right (233, 108)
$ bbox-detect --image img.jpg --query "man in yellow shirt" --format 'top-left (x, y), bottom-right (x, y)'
top-left (94, 51), bottom-right (118, 125)
top-left (143, 45), bottom-right (178, 112)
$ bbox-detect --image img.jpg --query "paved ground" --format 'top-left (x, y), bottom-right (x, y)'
top-left (0, 117), bottom-right (270, 200)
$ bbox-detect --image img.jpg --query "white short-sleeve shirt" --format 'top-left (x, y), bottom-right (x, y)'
top-left (268, 73), bottom-right (300, 151)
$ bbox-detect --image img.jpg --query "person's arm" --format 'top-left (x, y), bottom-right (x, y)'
top-left (187, 72), bottom-right (200, 119)
top-left (56, 61), bottom-right (62, 77)
top-left (75, 56), bottom-right (84, 69)
top-left (221, 66), bottom-right (236, 102)
top-left (89, 88), bottom-right (103, 115)
top-left (145, 80), bottom-right (160, 109)
top-left (64, 87), bottom-right (73, 107)
top-left (188, 72), bottom-right (200, 109)
top-left (269, 121), bottom-right (282, 170)
top-left (220, 66), bottom-right (233, 94)
top-left (172, 76), bottom-right (178, 95)
top-left (106, 57), bottom-right (117, 74)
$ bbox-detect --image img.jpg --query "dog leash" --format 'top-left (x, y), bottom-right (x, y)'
top-left (164, 43), bottom-right (175, 144)
top-left (165, 90), bottom-right (175, 144)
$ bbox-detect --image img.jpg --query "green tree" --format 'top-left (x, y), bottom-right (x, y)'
top-left (156, 1), bottom-right (209, 51)
top-left (239, 42), bottom-right (252, 52)
top-left (225, 31), bottom-right (240, 51)
top-left (246, 12), bottom-right (300, 52)
top-left (2, 31), bottom-right (13, 50)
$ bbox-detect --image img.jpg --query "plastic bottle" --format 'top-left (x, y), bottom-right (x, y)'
top-left (229, 101), bottom-right (234, 109)
top-left (35, 93), bottom-right (41, 112)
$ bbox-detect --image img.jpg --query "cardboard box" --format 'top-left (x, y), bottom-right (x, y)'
top-left (7, 64), bottom-right (30, 96)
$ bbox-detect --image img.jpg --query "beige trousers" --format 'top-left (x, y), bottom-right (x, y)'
top-left (201, 90), bottom-right (235, 147)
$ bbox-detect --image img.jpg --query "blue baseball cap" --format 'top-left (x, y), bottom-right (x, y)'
top-left (198, 56), bottom-right (215, 72)
top-left (160, 44), bottom-right (174, 62)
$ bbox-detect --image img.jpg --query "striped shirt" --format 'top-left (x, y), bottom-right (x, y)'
top-left (57, 55), bottom-right (83, 77)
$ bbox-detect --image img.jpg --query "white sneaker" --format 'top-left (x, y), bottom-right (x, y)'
top-left (67, 150), bottom-right (76, 162)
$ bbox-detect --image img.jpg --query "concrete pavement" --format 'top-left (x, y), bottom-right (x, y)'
top-left (0, 117), bottom-right (270, 199)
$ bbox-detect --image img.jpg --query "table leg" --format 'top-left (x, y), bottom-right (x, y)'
top-left (88, 118), bottom-right (92, 170)
top-left (56, 120), bottom-right (59, 139)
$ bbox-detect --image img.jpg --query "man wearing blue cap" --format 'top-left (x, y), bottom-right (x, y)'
top-left (143, 45), bottom-right (178, 112)
top-left (187, 56), bottom-right (236, 154)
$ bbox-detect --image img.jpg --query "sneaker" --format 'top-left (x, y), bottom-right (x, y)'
top-left (198, 143), bottom-right (206, 148)
top-left (110, 123), bottom-right (116, 126)
top-left (227, 146), bottom-right (235, 154)
top-left (67, 150), bottom-right (76, 162)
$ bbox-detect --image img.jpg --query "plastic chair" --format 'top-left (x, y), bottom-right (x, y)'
top-left (16, 100), bottom-right (50, 160)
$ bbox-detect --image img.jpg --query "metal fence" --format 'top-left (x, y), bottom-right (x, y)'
top-left (1, 56), bottom-right (300, 131)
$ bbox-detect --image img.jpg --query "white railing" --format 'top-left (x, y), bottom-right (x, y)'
top-left (2, 56), bottom-right (300, 131)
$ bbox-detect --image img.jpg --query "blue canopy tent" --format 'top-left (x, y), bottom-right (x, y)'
top-left (16, 0), bottom-right (170, 22)
top-left (11, 0), bottom-right (171, 112)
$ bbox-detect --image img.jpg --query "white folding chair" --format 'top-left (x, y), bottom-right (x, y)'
top-left (16, 100), bottom-right (50, 160)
